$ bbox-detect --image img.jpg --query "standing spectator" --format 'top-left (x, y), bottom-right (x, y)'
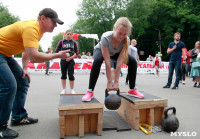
top-left (153, 54), bottom-right (162, 77)
top-left (45, 48), bottom-right (52, 75)
top-left (0, 8), bottom-right (69, 138)
top-left (77, 54), bottom-right (82, 59)
top-left (125, 39), bottom-right (139, 85)
top-left (180, 48), bottom-right (188, 84)
top-left (81, 52), bottom-right (87, 59)
top-left (86, 52), bottom-right (93, 59)
top-left (82, 17), bottom-right (144, 102)
top-left (55, 29), bottom-right (79, 94)
top-left (190, 41), bottom-right (200, 87)
top-left (163, 32), bottom-right (186, 89)
top-left (146, 55), bottom-right (153, 61)
top-left (186, 50), bottom-right (192, 77)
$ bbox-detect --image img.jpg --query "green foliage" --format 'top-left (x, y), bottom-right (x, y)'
top-left (51, 33), bottom-right (63, 52)
top-left (76, 36), bottom-right (95, 55)
top-left (68, 0), bottom-right (200, 60)
top-left (0, 3), bottom-right (19, 28)
top-left (50, 32), bottom-right (95, 55)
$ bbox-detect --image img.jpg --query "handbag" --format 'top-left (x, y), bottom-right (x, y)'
top-left (192, 61), bottom-right (200, 68)
top-left (197, 53), bottom-right (200, 61)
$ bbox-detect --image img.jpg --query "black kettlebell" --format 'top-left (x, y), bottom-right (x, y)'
top-left (161, 107), bottom-right (179, 132)
top-left (104, 89), bottom-right (121, 110)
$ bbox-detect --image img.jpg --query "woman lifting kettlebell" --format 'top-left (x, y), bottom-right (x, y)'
top-left (82, 17), bottom-right (144, 102)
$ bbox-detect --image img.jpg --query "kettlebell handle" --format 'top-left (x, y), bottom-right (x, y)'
top-left (164, 107), bottom-right (176, 118)
top-left (105, 89), bottom-right (120, 97)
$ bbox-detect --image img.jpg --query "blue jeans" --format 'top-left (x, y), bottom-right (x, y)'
top-left (167, 60), bottom-right (181, 87)
top-left (0, 54), bottom-right (29, 125)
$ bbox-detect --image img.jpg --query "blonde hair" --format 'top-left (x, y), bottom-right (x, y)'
top-left (114, 17), bottom-right (132, 64)
top-left (174, 32), bottom-right (181, 36)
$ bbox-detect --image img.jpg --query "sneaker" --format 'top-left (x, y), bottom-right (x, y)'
top-left (172, 86), bottom-right (178, 90)
top-left (193, 82), bottom-right (197, 87)
top-left (127, 89), bottom-right (144, 98)
top-left (70, 89), bottom-right (76, 94)
top-left (182, 81), bottom-right (185, 85)
top-left (11, 117), bottom-right (38, 126)
top-left (82, 91), bottom-right (94, 102)
top-left (0, 125), bottom-right (18, 138)
top-left (163, 85), bottom-right (170, 88)
top-left (60, 89), bottom-right (66, 94)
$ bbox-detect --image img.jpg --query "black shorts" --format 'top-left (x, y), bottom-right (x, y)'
top-left (60, 59), bottom-right (75, 80)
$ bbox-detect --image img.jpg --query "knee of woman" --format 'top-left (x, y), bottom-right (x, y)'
top-left (69, 76), bottom-right (75, 81)
top-left (61, 76), bottom-right (67, 80)
top-left (93, 59), bottom-right (103, 66)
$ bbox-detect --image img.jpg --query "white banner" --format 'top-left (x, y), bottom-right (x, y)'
top-left (14, 58), bottom-right (169, 74)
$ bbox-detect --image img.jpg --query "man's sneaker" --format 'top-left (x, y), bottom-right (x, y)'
top-left (127, 89), bottom-right (144, 98)
top-left (182, 81), bottom-right (185, 85)
top-left (163, 85), bottom-right (170, 88)
top-left (11, 117), bottom-right (38, 126)
top-left (60, 89), bottom-right (66, 95)
top-left (0, 125), bottom-right (18, 139)
top-left (172, 86), bottom-right (178, 90)
top-left (82, 91), bottom-right (94, 102)
top-left (70, 89), bottom-right (76, 94)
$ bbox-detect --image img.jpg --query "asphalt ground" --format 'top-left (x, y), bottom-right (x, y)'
top-left (9, 73), bottom-right (200, 139)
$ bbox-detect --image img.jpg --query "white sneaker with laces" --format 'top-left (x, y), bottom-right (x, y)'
top-left (70, 89), bottom-right (76, 94)
top-left (60, 89), bottom-right (66, 94)
top-left (182, 81), bottom-right (185, 85)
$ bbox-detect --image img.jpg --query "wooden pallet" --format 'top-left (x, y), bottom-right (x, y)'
top-left (117, 92), bottom-right (168, 130)
top-left (59, 94), bottom-right (104, 138)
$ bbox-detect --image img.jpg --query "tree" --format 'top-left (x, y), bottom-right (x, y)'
top-left (51, 33), bottom-right (63, 52)
top-left (69, 0), bottom-right (200, 61)
top-left (0, 3), bottom-right (19, 28)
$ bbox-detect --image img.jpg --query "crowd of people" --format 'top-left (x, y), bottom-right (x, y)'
top-left (0, 7), bottom-right (200, 139)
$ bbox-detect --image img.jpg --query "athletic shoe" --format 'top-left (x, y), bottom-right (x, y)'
top-left (193, 82), bottom-right (197, 87)
top-left (127, 89), bottom-right (144, 98)
top-left (172, 86), bottom-right (178, 90)
top-left (163, 85), bottom-right (170, 88)
top-left (70, 89), bottom-right (76, 94)
top-left (60, 90), bottom-right (66, 94)
top-left (182, 81), bottom-right (185, 85)
top-left (11, 117), bottom-right (38, 126)
top-left (82, 91), bottom-right (94, 102)
top-left (0, 125), bottom-right (18, 138)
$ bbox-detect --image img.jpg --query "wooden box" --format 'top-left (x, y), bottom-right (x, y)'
top-left (58, 94), bottom-right (104, 138)
top-left (117, 92), bottom-right (168, 130)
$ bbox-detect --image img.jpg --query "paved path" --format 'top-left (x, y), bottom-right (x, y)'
top-left (10, 73), bottom-right (200, 139)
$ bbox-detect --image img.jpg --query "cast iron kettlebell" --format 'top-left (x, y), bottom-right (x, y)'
top-left (161, 107), bottom-right (179, 132)
top-left (104, 89), bottom-right (121, 110)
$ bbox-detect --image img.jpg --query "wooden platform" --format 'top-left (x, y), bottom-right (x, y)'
top-left (58, 94), bottom-right (104, 138)
top-left (117, 92), bottom-right (168, 130)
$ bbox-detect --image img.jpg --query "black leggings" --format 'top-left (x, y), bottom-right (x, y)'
top-left (88, 48), bottom-right (137, 91)
top-left (60, 59), bottom-right (75, 80)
